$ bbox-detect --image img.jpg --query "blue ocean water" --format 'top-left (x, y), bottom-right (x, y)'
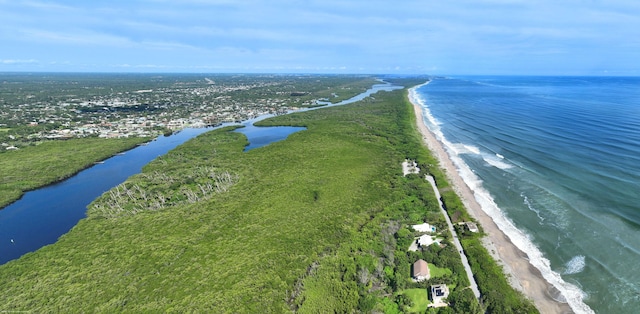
top-left (414, 76), bottom-right (640, 314)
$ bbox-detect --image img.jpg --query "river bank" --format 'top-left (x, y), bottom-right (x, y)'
top-left (0, 128), bottom-right (213, 265)
top-left (408, 84), bottom-right (573, 313)
top-left (0, 137), bottom-right (150, 211)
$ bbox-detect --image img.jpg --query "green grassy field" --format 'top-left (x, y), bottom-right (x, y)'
top-left (403, 288), bottom-right (430, 312)
top-left (429, 263), bottom-right (453, 278)
top-left (0, 137), bottom-right (149, 209)
top-left (0, 83), bottom-right (536, 313)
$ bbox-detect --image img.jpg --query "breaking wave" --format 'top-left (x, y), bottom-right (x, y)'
top-left (563, 255), bottom-right (586, 275)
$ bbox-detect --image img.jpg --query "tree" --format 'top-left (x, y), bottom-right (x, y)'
top-left (448, 288), bottom-right (482, 314)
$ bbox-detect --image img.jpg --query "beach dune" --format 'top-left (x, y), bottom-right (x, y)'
top-left (408, 85), bottom-right (573, 314)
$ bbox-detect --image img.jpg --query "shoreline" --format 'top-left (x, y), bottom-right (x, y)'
top-left (408, 83), bottom-right (574, 314)
top-left (0, 138), bottom-right (149, 211)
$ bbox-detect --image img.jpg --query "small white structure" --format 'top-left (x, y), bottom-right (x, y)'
top-left (465, 222), bottom-right (479, 233)
top-left (430, 284), bottom-right (450, 306)
top-left (412, 223), bottom-right (436, 233)
top-left (402, 159), bottom-right (420, 176)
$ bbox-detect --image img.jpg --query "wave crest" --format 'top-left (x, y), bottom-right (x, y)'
top-left (564, 255), bottom-right (586, 275)
top-left (484, 156), bottom-right (513, 170)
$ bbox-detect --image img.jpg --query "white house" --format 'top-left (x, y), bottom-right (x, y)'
top-left (417, 234), bottom-right (439, 248)
top-left (412, 223), bottom-right (436, 233)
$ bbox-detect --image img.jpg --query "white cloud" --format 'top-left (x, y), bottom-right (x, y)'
top-left (19, 29), bottom-right (132, 46)
top-left (22, 0), bottom-right (78, 12)
top-left (1, 59), bottom-right (38, 64)
top-left (1, 0), bottom-right (639, 74)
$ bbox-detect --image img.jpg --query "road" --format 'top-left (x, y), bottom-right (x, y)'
top-left (425, 175), bottom-right (481, 300)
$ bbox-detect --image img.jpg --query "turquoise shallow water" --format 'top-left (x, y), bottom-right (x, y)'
top-left (415, 76), bottom-right (640, 313)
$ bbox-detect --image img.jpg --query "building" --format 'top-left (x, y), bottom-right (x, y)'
top-left (417, 234), bottom-right (436, 248)
top-left (412, 259), bottom-right (430, 282)
top-left (430, 284), bottom-right (450, 305)
top-left (412, 222), bottom-right (436, 233)
top-left (465, 222), bottom-right (479, 233)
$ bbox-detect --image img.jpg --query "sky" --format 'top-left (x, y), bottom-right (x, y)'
top-left (1, 0), bottom-right (639, 75)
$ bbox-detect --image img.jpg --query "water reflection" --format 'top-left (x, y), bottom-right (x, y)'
top-left (234, 126), bottom-right (306, 151)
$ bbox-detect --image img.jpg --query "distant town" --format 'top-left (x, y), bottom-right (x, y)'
top-left (0, 73), bottom-right (375, 151)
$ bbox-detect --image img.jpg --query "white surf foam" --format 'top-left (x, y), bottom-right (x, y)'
top-left (563, 255), bottom-right (586, 275)
top-left (409, 95), bottom-right (512, 172)
top-left (458, 160), bottom-right (594, 314)
top-left (410, 83), bottom-right (594, 314)
top-left (521, 192), bottom-right (545, 223)
top-left (449, 143), bottom-right (481, 156)
top-left (463, 144), bottom-right (481, 155)
top-left (449, 143), bottom-right (513, 170)
top-left (483, 155), bottom-right (513, 170)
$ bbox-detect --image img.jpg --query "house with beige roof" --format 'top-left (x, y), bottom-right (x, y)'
top-left (412, 259), bottom-right (430, 282)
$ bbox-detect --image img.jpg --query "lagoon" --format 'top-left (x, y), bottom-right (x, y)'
top-left (0, 80), bottom-right (402, 265)
top-left (235, 125), bottom-right (306, 151)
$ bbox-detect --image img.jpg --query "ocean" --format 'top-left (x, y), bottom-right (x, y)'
top-left (413, 76), bottom-right (640, 314)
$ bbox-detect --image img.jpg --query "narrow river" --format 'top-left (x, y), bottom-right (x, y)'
top-left (0, 81), bottom-right (402, 265)
top-left (0, 128), bottom-right (216, 264)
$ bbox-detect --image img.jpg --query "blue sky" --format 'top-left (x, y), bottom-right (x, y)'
top-left (1, 0), bottom-right (639, 75)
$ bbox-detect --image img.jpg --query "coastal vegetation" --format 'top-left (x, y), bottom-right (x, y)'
top-left (0, 137), bottom-right (149, 209)
top-left (0, 81), bottom-right (536, 313)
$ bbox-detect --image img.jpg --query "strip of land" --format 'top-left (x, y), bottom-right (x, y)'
top-left (424, 174), bottom-right (481, 299)
top-left (0, 137), bottom-right (149, 209)
top-left (0, 83), bottom-right (542, 312)
top-left (409, 86), bottom-right (574, 314)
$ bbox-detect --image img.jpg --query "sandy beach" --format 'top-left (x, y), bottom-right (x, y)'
top-left (408, 85), bottom-right (574, 314)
